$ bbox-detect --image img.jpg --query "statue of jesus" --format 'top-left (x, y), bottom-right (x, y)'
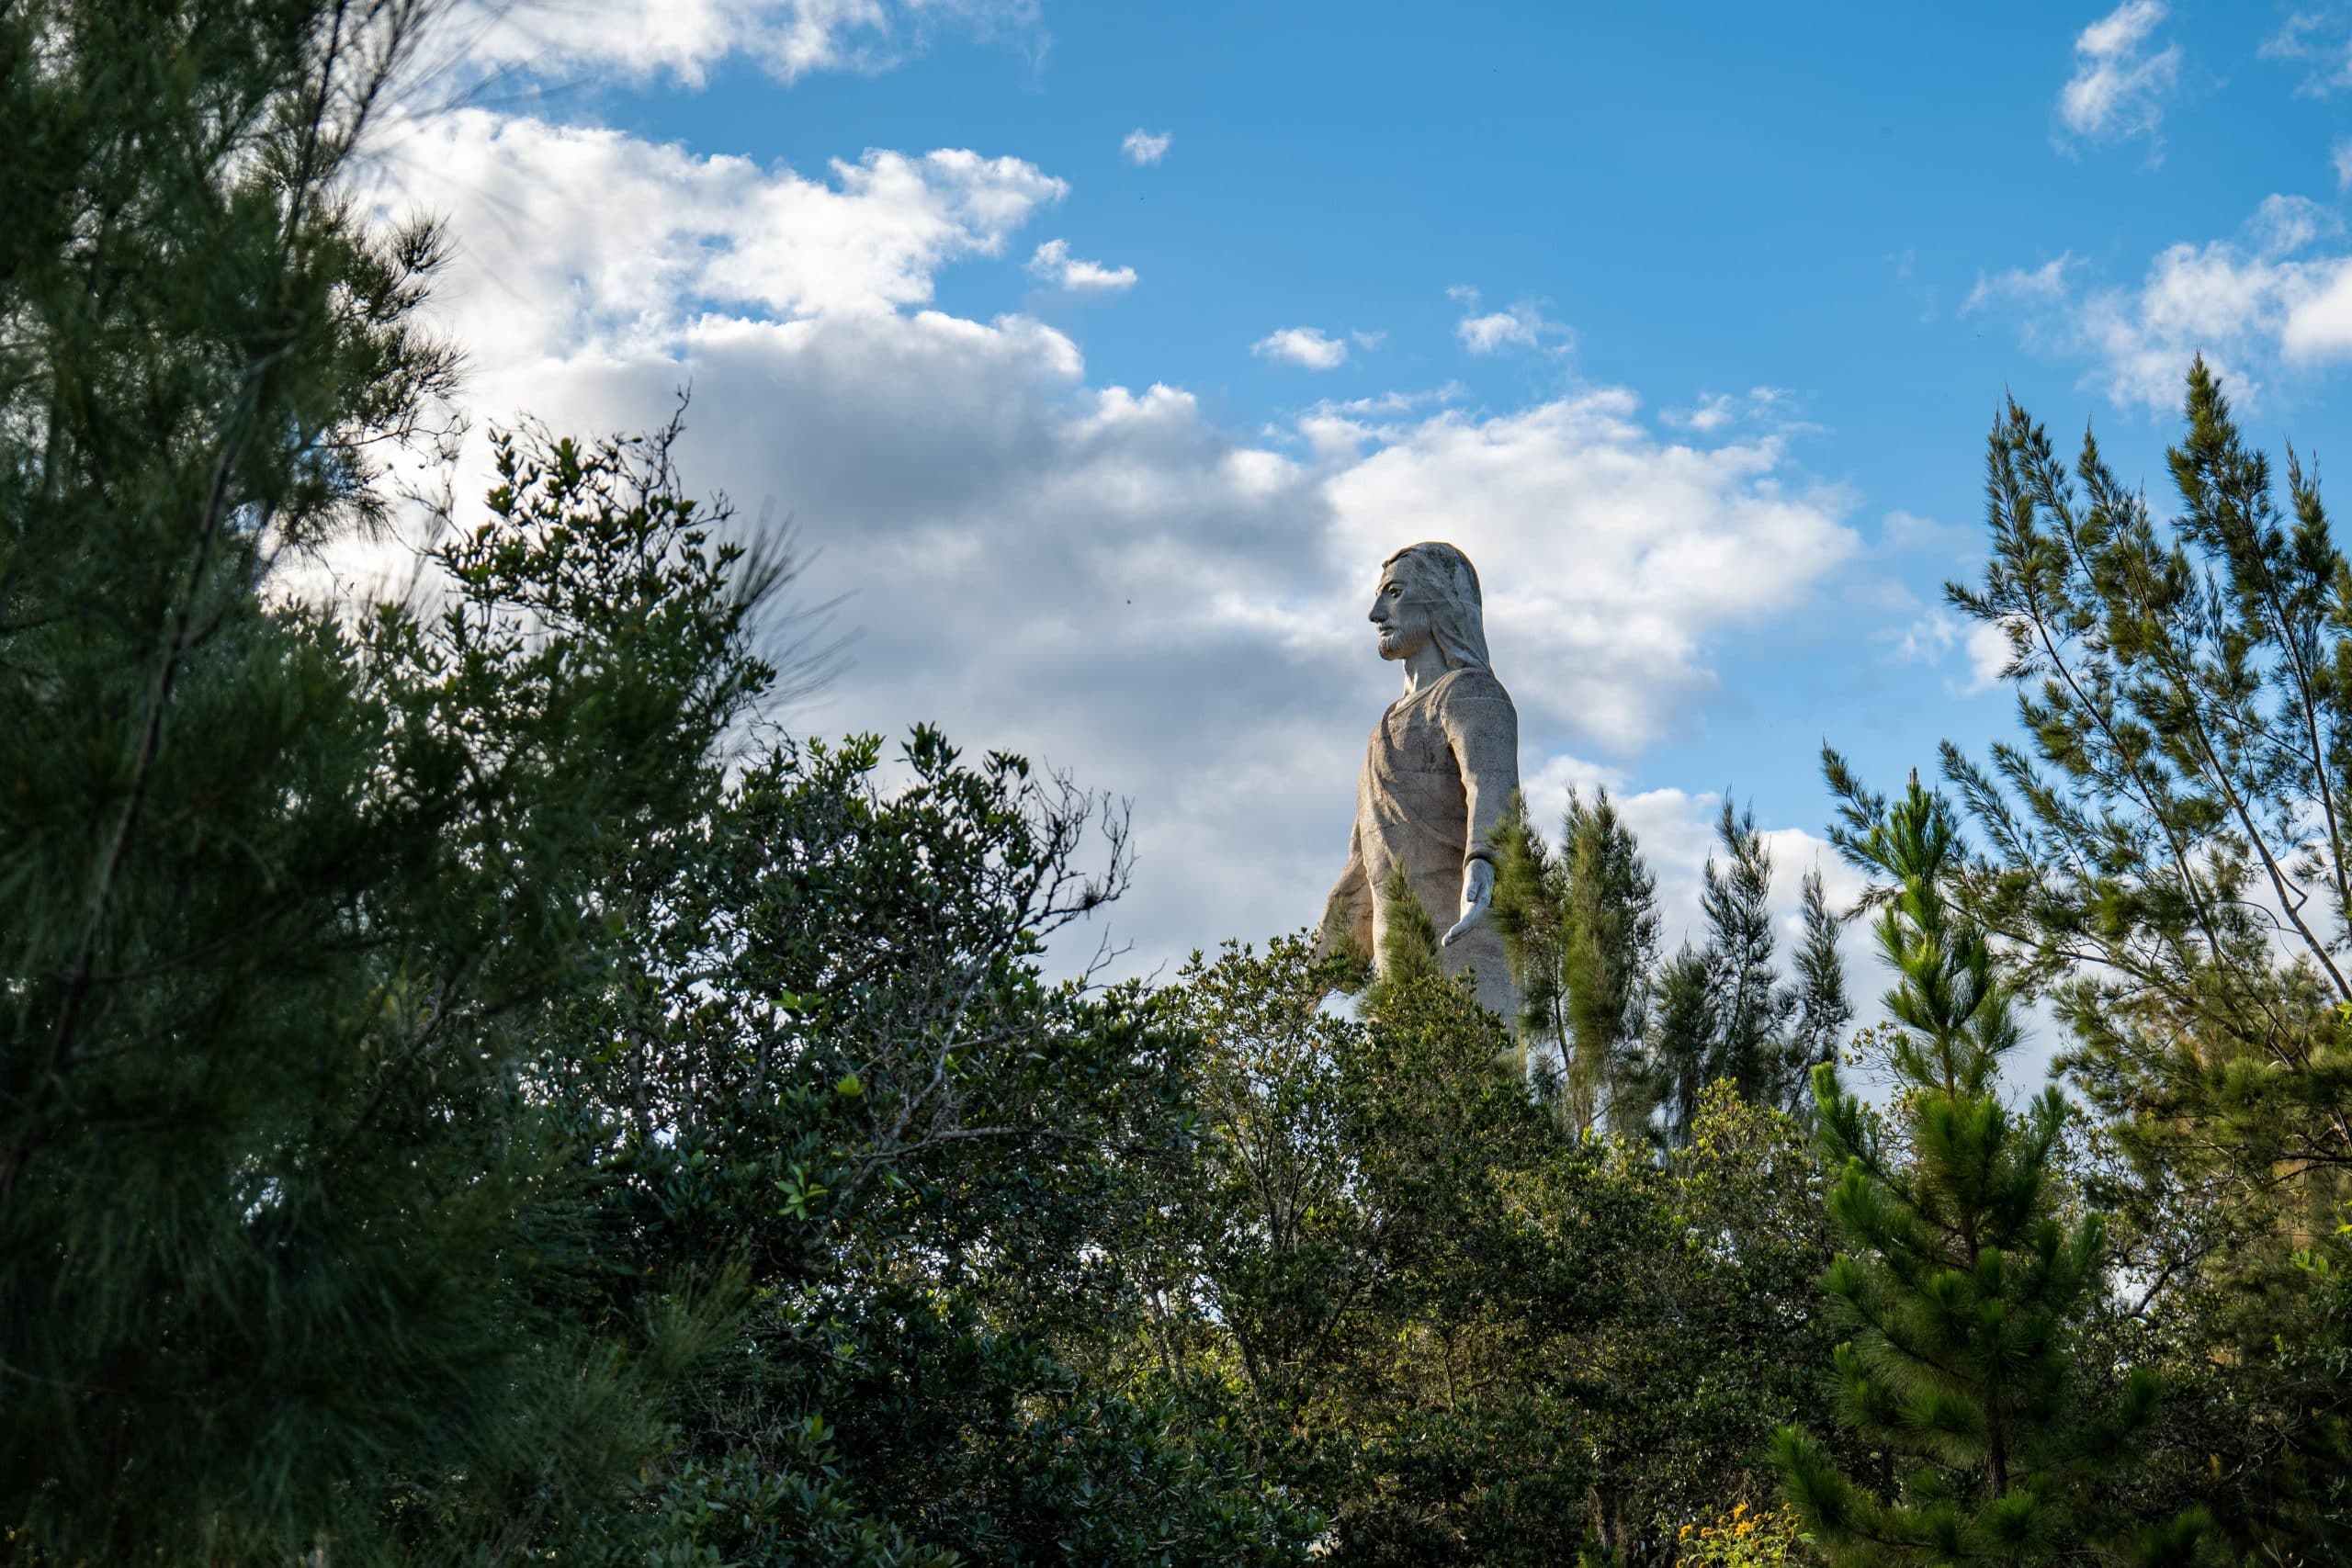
top-left (1314, 540), bottom-right (1521, 1020)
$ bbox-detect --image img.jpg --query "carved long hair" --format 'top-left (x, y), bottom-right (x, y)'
top-left (1383, 541), bottom-right (1490, 672)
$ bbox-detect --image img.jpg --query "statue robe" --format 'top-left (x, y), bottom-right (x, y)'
top-left (1319, 664), bottom-right (1521, 1020)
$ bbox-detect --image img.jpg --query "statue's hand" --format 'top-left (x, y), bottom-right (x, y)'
top-left (1442, 858), bottom-right (1495, 947)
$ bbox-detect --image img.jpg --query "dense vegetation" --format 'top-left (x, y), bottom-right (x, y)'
top-left (4, 3), bottom-right (2347, 1562)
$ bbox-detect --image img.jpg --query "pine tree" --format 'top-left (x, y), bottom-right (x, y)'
top-left (0, 5), bottom-right (765, 1554)
top-left (1771, 771), bottom-right (2199, 1565)
top-left (1563, 789), bottom-right (1662, 1134)
top-left (1492, 789), bottom-right (1659, 1135)
top-left (1780, 866), bottom-right (1852, 1121)
top-left (1702, 799), bottom-right (1791, 1103)
top-left (1364, 861), bottom-right (1445, 1012)
top-left (1939, 360), bottom-right (2352, 1547)
top-left (1491, 795), bottom-right (1574, 1098)
top-left (1648, 943), bottom-right (1716, 1145)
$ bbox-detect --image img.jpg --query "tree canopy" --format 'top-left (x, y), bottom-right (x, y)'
top-left (5, 6), bottom-right (2342, 1561)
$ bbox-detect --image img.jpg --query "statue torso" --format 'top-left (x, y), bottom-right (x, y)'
top-left (1352, 665), bottom-right (1518, 915)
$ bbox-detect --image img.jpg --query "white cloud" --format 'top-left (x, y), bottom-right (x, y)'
top-left (2252, 192), bottom-right (2341, 256)
top-left (1293, 384), bottom-right (1464, 455)
top-left (1965, 620), bottom-right (2016, 692)
top-left (1662, 386), bottom-right (1794, 433)
top-left (1322, 392), bottom-right (1858, 749)
top-left (2056, 0), bottom-right (2180, 152)
top-left (1457, 311), bottom-right (1536, 353)
top-left (433, 0), bottom-right (1042, 87)
top-left (1963, 254), bottom-right (2073, 314)
top-left (2262, 8), bottom-right (2352, 96)
top-left (1889, 609), bottom-right (2011, 694)
top-left (366, 106), bottom-right (1861, 987)
top-left (1892, 610), bottom-right (1961, 666)
top-left (1449, 287), bottom-right (1571, 355)
top-left (1028, 237), bottom-right (1138, 291)
top-left (1668, 393), bottom-right (1736, 433)
top-left (2335, 137), bottom-right (2352, 190)
top-left (1966, 196), bottom-right (2352, 411)
top-left (1121, 128), bottom-right (1172, 165)
top-left (1252, 326), bottom-right (1350, 369)
top-left (366, 112), bottom-right (1066, 367)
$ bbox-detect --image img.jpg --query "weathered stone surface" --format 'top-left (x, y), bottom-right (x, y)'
top-left (1316, 541), bottom-right (1521, 1020)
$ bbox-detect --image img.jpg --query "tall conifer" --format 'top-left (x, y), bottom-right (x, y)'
top-left (1702, 800), bottom-right (1791, 1104)
top-left (1772, 771), bottom-right (2198, 1564)
top-left (1492, 789), bottom-right (1659, 1134)
top-left (0, 5), bottom-right (766, 1553)
top-left (1781, 866), bottom-right (1853, 1122)
top-left (1563, 789), bottom-right (1662, 1134)
top-left (1648, 943), bottom-right (1716, 1145)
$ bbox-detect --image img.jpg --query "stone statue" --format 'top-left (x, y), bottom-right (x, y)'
top-left (1315, 541), bottom-right (1521, 1019)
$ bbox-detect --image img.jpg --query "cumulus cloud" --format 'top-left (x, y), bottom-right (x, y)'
top-left (368, 107), bottom-right (1860, 984)
top-left (1449, 286), bottom-right (1570, 355)
top-left (1457, 311), bottom-right (1537, 353)
top-left (367, 112), bottom-right (1066, 367)
top-left (1965, 195), bottom-right (2352, 411)
top-left (1323, 394), bottom-right (1857, 748)
top-left (2056, 0), bottom-right (2180, 152)
top-left (430, 0), bottom-right (1042, 88)
top-left (1028, 237), bottom-right (1138, 291)
top-left (1252, 327), bottom-right (1350, 369)
top-left (1121, 128), bottom-right (1172, 164)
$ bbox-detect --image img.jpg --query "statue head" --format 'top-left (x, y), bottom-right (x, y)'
top-left (1371, 541), bottom-right (1490, 672)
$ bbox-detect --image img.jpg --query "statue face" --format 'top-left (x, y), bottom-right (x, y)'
top-left (1369, 561), bottom-right (1433, 662)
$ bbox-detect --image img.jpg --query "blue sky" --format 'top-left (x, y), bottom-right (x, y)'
top-left (368, 0), bottom-right (2352, 1037)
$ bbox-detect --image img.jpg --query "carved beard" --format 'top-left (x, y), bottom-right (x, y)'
top-left (1377, 601), bottom-right (1433, 660)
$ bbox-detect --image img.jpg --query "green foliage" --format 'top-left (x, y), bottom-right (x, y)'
top-left (1649, 942), bottom-right (1719, 1146)
top-left (1159, 936), bottom-right (1604, 1561)
top-left (4, 352), bottom-right (765, 1568)
top-left (1785, 868), bottom-right (1854, 1125)
top-left (0, 13), bottom-right (1305, 1545)
top-left (1934, 359), bottom-right (2352, 1555)
top-left (2278, 1207), bottom-right (2352, 1535)
top-left (1152, 941), bottom-right (1843, 1563)
top-left (1675, 1502), bottom-right (1806, 1567)
top-left (1774, 774), bottom-right (2195, 1565)
top-left (1702, 801), bottom-right (1793, 1114)
top-left (11, 6), bottom-right (2321, 1557)
top-left (1364, 861), bottom-right (1444, 1013)
top-left (1576, 1084), bottom-right (1851, 1562)
top-left (1493, 789), bottom-right (1662, 1136)
top-left (1623, 800), bottom-right (1848, 1147)
top-left (526, 717), bottom-right (1320, 1565)
top-left (0, 3), bottom-right (770, 1557)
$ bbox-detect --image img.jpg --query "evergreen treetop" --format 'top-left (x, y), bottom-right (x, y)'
top-left (1774, 771), bottom-right (2198, 1566)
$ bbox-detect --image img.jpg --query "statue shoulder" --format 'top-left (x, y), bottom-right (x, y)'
top-left (1430, 665), bottom-right (1515, 715)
